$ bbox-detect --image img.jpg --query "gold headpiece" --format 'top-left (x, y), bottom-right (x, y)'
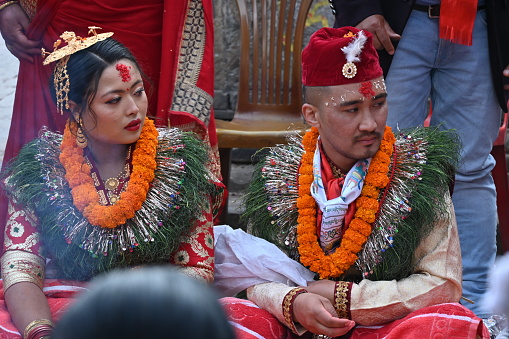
top-left (42, 26), bottom-right (114, 114)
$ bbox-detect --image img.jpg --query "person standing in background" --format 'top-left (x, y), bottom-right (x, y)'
top-left (331, 0), bottom-right (509, 331)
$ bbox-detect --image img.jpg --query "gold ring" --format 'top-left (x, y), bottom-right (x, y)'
top-left (5, 43), bottom-right (13, 52)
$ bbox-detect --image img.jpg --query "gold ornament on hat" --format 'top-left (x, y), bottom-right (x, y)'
top-left (41, 27), bottom-right (114, 115)
top-left (342, 62), bottom-right (357, 79)
top-left (340, 30), bottom-right (367, 79)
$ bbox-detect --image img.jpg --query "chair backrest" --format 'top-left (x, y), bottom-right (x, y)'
top-left (236, 0), bottom-right (313, 118)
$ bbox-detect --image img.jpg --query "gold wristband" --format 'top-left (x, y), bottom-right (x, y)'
top-left (282, 287), bottom-right (307, 334)
top-left (334, 281), bottom-right (350, 319)
top-left (23, 319), bottom-right (54, 339)
top-left (0, 1), bottom-right (19, 11)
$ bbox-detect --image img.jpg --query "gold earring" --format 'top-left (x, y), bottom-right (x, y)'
top-left (76, 119), bottom-right (88, 149)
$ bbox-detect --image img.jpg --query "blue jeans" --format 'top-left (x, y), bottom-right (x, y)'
top-left (386, 9), bottom-right (501, 318)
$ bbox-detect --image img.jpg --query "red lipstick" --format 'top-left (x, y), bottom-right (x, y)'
top-left (125, 118), bottom-right (141, 131)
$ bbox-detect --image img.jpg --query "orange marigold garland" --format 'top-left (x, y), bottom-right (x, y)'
top-left (59, 117), bottom-right (158, 228)
top-left (296, 126), bottom-right (395, 279)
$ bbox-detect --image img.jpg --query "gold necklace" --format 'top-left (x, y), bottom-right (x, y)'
top-left (104, 162), bottom-right (130, 204)
top-left (89, 146), bottom-right (132, 205)
top-left (323, 150), bottom-right (345, 179)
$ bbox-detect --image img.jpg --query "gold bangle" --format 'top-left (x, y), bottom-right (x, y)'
top-left (0, 1), bottom-right (18, 11)
top-left (282, 287), bottom-right (307, 334)
top-left (23, 319), bottom-right (54, 339)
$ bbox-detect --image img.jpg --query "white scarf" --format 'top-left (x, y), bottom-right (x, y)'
top-left (310, 139), bottom-right (371, 253)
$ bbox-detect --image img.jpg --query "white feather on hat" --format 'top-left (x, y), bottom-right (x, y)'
top-left (340, 30), bottom-right (367, 64)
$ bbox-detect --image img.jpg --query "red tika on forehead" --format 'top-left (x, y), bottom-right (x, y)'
top-left (359, 81), bottom-right (375, 98)
top-left (115, 63), bottom-right (132, 82)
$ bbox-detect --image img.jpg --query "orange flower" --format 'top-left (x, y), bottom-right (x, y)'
top-left (349, 219), bottom-right (372, 236)
top-left (60, 118), bottom-right (159, 228)
top-left (297, 195), bottom-right (316, 208)
top-left (299, 174), bottom-right (314, 186)
top-left (371, 152), bottom-right (390, 165)
top-left (296, 126), bottom-right (395, 279)
top-left (355, 196), bottom-right (378, 210)
top-left (360, 185), bottom-right (379, 198)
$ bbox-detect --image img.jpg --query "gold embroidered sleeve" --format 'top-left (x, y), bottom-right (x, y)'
top-left (178, 262), bottom-right (214, 284)
top-left (19, 0), bottom-right (37, 20)
top-left (1, 250), bottom-right (45, 292)
top-left (5, 199), bottom-right (43, 256)
top-left (170, 210), bottom-right (214, 283)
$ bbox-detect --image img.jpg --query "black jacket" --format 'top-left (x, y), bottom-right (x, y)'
top-left (332, 0), bottom-right (509, 112)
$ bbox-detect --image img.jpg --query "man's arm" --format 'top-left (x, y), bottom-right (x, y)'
top-left (304, 195), bottom-right (462, 326)
top-left (350, 196), bottom-right (462, 325)
top-left (247, 282), bottom-right (355, 337)
top-left (331, 0), bottom-right (400, 55)
top-left (332, 0), bottom-right (383, 27)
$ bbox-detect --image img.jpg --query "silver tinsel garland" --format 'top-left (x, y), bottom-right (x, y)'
top-left (252, 128), bottom-right (442, 279)
top-left (34, 128), bottom-right (192, 258)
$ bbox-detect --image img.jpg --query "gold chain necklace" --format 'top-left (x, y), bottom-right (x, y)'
top-left (322, 150), bottom-right (345, 179)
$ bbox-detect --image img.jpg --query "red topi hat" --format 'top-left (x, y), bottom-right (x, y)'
top-left (302, 26), bottom-right (383, 86)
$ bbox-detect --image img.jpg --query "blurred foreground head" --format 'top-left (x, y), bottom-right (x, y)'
top-left (52, 266), bottom-right (235, 339)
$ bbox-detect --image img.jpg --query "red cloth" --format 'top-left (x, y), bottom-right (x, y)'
top-left (439, 0), bottom-right (478, 46)
top-left (219, 297), bottom-right (295, 339)
top-left (220, 298), bottom-right (490, 339)
top-left (1, 0), bottom-right (219, 249)
top-left (348, 303), bottom-right (489, 339)
top-left (0, 279), bottom-right (85, 338)
top-left (0, 200), bottom-right (216, 336)
top-left (301, 27), bottom-right (383, 87)
top-left (316, 149), bottom-right (356, 249)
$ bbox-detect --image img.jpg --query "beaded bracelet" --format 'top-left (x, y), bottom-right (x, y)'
top-left (0, 0), bottom-right (18, 11)
top-left (282, 287), bottom-right (307, 333)
top-left (23, 319), bottom-right (54, 339)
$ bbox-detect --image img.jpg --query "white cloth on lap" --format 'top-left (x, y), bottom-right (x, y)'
top-left (213, 225), bottom-right (315, 297)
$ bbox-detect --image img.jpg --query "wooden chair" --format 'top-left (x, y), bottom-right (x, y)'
top-left (215, 0), bottom-right (312, 196)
